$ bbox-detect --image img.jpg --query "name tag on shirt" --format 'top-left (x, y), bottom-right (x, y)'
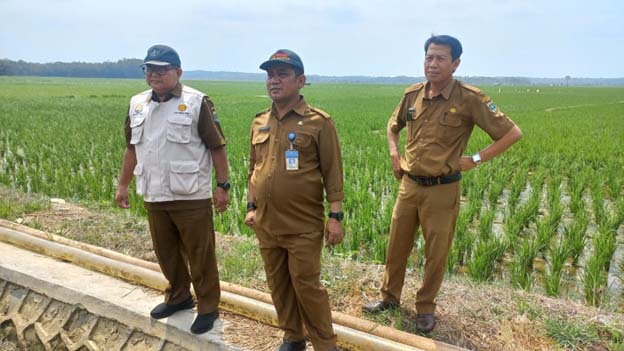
top-left (285, 150), bottom-right (299, 170)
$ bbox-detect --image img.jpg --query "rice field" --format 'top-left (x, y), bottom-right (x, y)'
top-left (1, 76), bottom-right (623, 308)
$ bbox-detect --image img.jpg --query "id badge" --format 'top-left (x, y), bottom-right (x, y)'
top-left (285, 150), bottom-right (299, 170)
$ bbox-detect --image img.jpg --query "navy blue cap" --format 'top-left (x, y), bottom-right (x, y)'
top-left (259, 49), bottom-right (304, 73)
top-left (142, 45), bottom-right (181, 67)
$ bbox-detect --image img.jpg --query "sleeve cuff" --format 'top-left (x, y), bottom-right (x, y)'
top-left (326, 191), bottom-right (345, 203)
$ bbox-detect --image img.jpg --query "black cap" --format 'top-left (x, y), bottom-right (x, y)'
top-left (142, 45), bottom-right (181, 67)
top-left (259, 49), bottom-right (304, 73)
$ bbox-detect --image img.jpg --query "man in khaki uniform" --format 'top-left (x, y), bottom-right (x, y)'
top-left (245, 49), bottom-right (343, 351)
top-left (363, 35), bottom-right (522, 333)
top-left (115, 45), bottom-right (230, 334)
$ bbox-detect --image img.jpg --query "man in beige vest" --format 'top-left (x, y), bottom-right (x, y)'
top-left (115, 45), bottom-right (230, 334)
top-left (363, 35), bottom-right (522, 333)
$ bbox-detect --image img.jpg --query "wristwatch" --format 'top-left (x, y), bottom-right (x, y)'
top-left (247, 201), bottom-right (257, 212)
top-left (471, 153), bottom-right (482, 165)
top-left (328, 211), bottom-right (344, 222)
top-left (217, 181), bottom-right (231, 191)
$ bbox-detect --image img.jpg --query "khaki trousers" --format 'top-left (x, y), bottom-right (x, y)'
top-left (381, 175), bottom-right (460, 314)
top-left (146, 202), bottom-right (220, 314)
top-left (255, 229), bottom-right (337, 351)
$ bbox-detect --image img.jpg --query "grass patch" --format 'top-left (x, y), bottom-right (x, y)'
top-left (544, 317), bottom-right (599, 350)
top-left (0, 186), bottom-right (50, 220)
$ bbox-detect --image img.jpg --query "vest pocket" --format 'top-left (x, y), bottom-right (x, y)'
top-left (169, 161), bottom-right (199, 195)
top-left (166, 115), bottom-right (192, 143)
top-left (133, 163), bottom-right (145, 195)
top-left (130, 116), bottom-right (146, 144)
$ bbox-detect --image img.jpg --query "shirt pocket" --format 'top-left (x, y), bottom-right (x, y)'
top-left (292, 132), bottom-right (317, 164)
top-left (133, 163), bottom-right (146, 195)
top-left (167, 115), bottom-right (192, 143)
top-left (169, 161), bottom-right (199, 195)
top-left (252, 132), bottom-right (271, 165)
top-left (293, 132), bottom-right (314, 148)
top-left (130, 116), bottom-right (146, 145)
top-left (438, 112), bottom-right (465, 142)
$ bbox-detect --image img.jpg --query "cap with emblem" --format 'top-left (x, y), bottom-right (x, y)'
top-left (259, 49), bottom-right (304, 73)
top-left (142, 45), bottom-right (181, 67)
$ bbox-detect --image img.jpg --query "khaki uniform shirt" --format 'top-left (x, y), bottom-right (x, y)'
top-left (249, 97), bottom-right (344, 235)
top-left (387, 79), bottom-right (515, 177)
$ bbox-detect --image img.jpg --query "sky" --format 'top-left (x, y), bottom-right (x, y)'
top-left (1, 0), bottom-right (623, 78)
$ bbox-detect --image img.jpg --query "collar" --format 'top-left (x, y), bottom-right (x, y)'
top-left (424, 79), bottom-right (457, 100)
top-left (150, 83), bottom-right (183, 102)
top-left (271, 95), bottom-right (307, 119)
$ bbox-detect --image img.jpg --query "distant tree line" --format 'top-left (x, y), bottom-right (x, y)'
top-left (0, 58), bottom-right (144, 78)
top-left (1, 58), bottom-right (622, 86)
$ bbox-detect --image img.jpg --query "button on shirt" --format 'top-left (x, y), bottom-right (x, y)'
top-left (249, 98), bottom-right (344, 235)
top-left (387, 79), bottom-right (515, 177)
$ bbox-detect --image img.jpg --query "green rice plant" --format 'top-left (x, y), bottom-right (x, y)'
top-left (599, 211), bottom-right (621, 234)
top-left (477, 207), bottom-right (495, 241)
top-left (568, 194), bottom-right (586, 217)
top-left (544, 202), bottom-right (564, 233)
top-left (563, 211), bottom-right (589, 265)
top-left (507, 167), bottom-right (528, 211)
top-left (544, 239), bottom-right (568, 296)
top-left (529, 169), bottom-right (546, 198)
top-left (546, 175), bottom-right (562, 211)
top-left (589, 177), bottom-right (606, 225)
top-left (487, 179), bottom-right (505, 208)
top-left (467, 236), bottom-right (505, 282)
top-left (511, 238), bottom-right (538, 290)
top-left (566, 171), bottom-right (585, 208)
top-left (513, 191), bottom-right (541, 232)
top-left (582, 253), bottom-right (608, 306)
top-left (535, 219), bottom-right (556, 253)
top-left (447, 209), bottom-right (472, 273)
top-left (593, 224), bottom-right (617, 271)
top-left (464, 199), bottom-right (482, 224)
top-left (486, 165), bottom-right (510, 208)
top-left (605, 167), bottom-right (623, 201)
top-left (472, 169), bottom-right (489, 200)
top-left (503, 211), bottom-right (523, 247)
top-left (581, 223), bottom-right (616, 306)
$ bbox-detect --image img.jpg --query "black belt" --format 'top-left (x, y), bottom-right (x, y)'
top-left (407, 172), bottom-right (461, 186)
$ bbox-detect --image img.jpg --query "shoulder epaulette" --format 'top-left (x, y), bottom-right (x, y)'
top-left (458, 81), bottom-right (482, 95)
top-left (404, 82), bottom-right (425, 94)
top-left (310, 106), bottom-right (331, 119)
top-left (255, 108), bottom-right (271, 117)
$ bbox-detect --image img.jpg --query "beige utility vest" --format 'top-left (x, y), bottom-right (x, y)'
top-left (128, 86), bottom-right (213, 202)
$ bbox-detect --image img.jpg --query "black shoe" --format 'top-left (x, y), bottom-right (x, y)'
top-left (362, 300), bottom-right (399, 313)
top-left (190, 310), bottom-right (219, 334)
top-left (274, 339), bottom-right (306, 351)
top-left (415, 313), bottom-right (436, 333)
top-left (150, 296), bottom-right (194, 319)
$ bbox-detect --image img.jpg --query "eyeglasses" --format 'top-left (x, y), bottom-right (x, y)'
top-left (142, 65), bottom-right (176, 76)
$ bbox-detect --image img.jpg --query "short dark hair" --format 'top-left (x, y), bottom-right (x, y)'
top-left (424, 35), bottom-right (463, 61)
